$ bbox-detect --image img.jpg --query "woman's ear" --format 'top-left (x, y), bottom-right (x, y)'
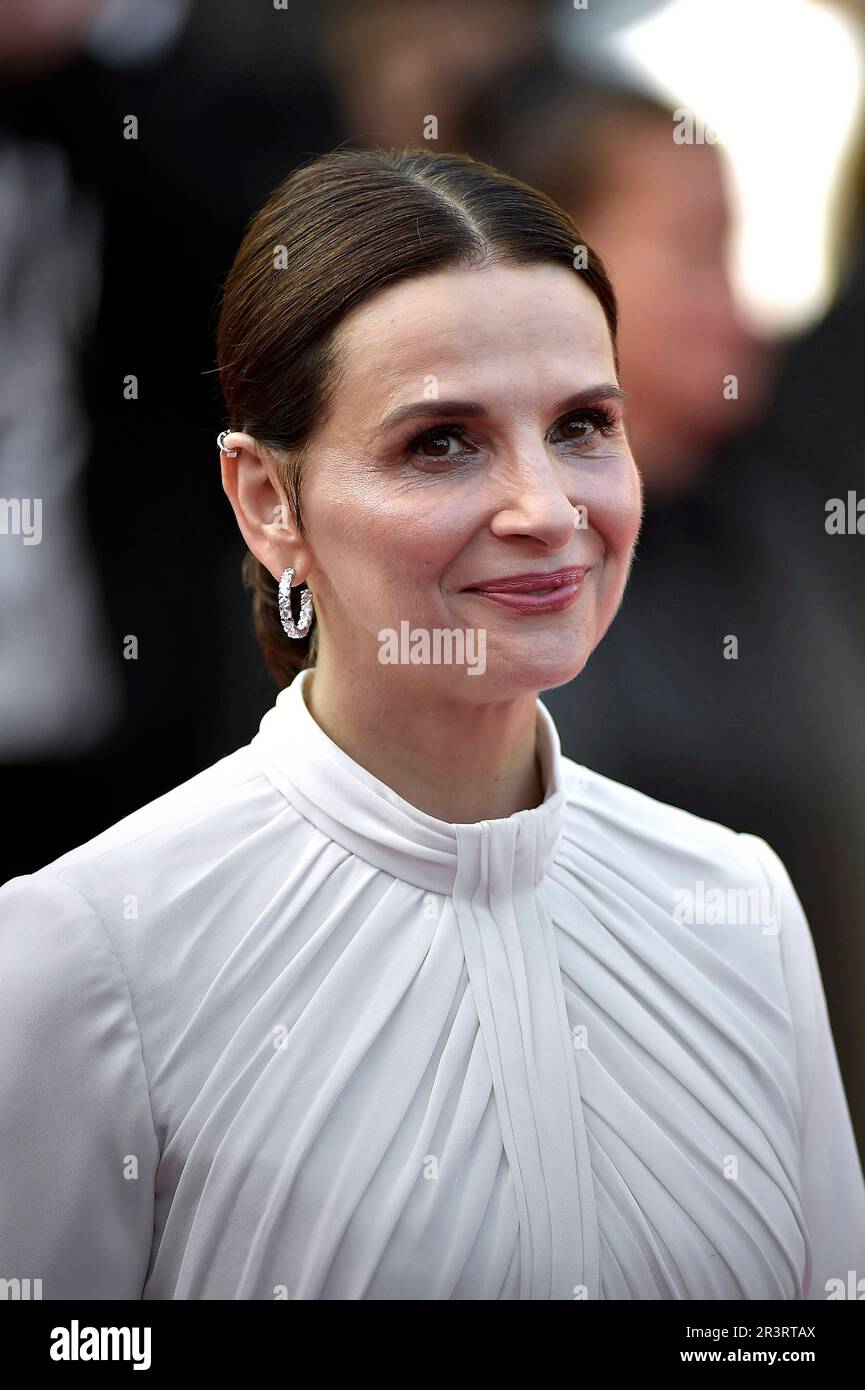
top-left (219, 432), bottom-right (314, 584)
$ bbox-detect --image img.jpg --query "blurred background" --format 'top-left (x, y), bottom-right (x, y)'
top-left (2, 0), bottom-right (865, 1161)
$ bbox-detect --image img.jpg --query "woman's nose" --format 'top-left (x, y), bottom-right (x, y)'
top-left (487, 449), bottom-right (579, 547)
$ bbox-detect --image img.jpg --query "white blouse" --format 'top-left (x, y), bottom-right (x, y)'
top-left (1, 666), bottom-right (863, 1300)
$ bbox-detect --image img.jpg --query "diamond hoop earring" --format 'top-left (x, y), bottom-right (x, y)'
top-left (277, 566), bottom-right (314, 639)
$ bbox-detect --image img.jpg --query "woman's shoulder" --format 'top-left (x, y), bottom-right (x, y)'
top-left (12, 744), bottom-right (284, 885)
top-left (555, 758), bottom-right (820, 1051)
top-left (558, 754), bottom-right (793, 898)
top-left (0, 742), bottom-right (324, 1048)
top-left (0, 742), bottom-right (311, 949)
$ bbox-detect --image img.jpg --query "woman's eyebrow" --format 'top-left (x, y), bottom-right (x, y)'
top-left (374, 383), bottom-right (628, 438)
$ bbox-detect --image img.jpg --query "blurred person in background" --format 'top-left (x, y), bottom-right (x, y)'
top-left (319, 0), bottom-right (551, 148)
top-left (757, 0), bottom-right (865, 589)
top-left (0, 0), bottom-right (124, 878)
top-left (0, 0), bottom-right (341, 883)
top-left (456, 61), bottom-right (865, 1160)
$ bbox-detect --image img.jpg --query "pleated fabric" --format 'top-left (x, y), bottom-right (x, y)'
top-left (1, 666), bottom-right (863, 1300)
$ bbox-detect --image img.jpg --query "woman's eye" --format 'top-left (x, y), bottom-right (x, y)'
top-left (420, 433), bottom-right (458, 457)
top-left (548, 409), bottom-right (617, 447)
top-left (554, 416), bottom-right (594, 443)
top-left (407, 426), bottom-right (472, 461)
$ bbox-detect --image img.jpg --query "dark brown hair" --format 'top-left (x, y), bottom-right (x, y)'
top-left (216, 145), bottom-right (619, 688)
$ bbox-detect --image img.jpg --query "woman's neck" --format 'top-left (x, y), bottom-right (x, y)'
top-left (303, 660), bottom-right (544, 825)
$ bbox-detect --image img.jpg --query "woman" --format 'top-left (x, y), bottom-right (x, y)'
top-left (1, 147), bottom-right (863, 1301)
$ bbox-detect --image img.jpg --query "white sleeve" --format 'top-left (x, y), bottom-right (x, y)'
top-left (0, 872), bottom-right (159, 1299)
top-left (741, 832), bottom-right (865, 1300)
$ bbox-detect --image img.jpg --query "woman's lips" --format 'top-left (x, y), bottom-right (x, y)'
top-left (463, 566), bottom-right (590, 614)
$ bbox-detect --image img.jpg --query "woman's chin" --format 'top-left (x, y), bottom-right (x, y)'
top-left (515, 653), bottom-right (591, 694)
top-left (369, 625), bottom-right (596, 698)
top-left (426, 646), bottom-right (592, 700)
top-left (499, 634), bottom-right (595, 687)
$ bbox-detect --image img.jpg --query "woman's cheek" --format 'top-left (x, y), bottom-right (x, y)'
top-left (596, 471), bottom-right (643, 553)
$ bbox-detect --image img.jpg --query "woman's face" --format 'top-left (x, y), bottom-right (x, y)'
top-left (298, 260), bottom-right (643, 698)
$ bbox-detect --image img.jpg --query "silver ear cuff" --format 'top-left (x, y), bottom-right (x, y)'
top-left (217, 430), bottom-right (238, 458)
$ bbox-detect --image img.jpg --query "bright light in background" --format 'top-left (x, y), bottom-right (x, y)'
top-left (605, 0), bottom-right (865, 333)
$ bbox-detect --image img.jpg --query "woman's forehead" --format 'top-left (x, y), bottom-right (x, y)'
top-left (330, 262), bottom-right (614, 405)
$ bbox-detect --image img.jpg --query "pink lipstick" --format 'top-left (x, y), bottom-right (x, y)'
top-left (463, 566), bottom-right (590, 614)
